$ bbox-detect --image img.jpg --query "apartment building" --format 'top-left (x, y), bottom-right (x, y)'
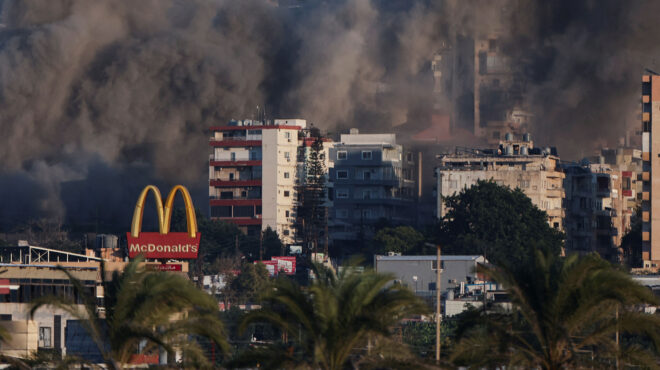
top-left (328, 129), bottom-right (416, 245)
top-left (641, 75), bottom-right (660, 268)
top-left (436, 134), bottom-right (564, 230)
top-left (209, 119), bottom-right (306, 244)
top-left (562, 162), bottom-right (626, 261)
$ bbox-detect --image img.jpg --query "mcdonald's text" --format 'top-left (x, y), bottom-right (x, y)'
top-left (127, 232), bottom-right (201, 259)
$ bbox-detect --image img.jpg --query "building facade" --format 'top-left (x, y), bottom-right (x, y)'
top-left (328, 129), bottom-right (416, 245)
top-left (562, 163), bottom-right (625, 261)
top-left (642, 75), bottom-right (660, 268)
top-left (209, 119), bottom-right (306, 244)
top-left (436, 134), bottom-right (564, 230)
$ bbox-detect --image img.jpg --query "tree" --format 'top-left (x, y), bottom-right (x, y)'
top-left (451, 250), bottom-right (660, 369)
top-left (438, 180), bottom-right (563, 269)
top-left (225, 262), bottom-right (271, 305)
top-left (30, 258), bottom-right (228, 368)
top-left (371, 226), bottom-right (425, 255)
top-left (296, 135), bottom-right (328, 255)
top-left (237, 264), bottom-right (428, 370)
top-left (261, 226), bottom-right (284, 259)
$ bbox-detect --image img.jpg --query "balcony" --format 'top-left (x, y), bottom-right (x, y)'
top-left (213, 217), bottom-right (262, 226)
top-left (210, 159), bottom-right (262, 167)
top-left (210, 179), bottom-right (262, 187)
top-left (546, 188), bottom-right (563, 198)
top-left (209, 199), bottom-right (262, 206)
top-left (209, 138), bottom-right (262, 147)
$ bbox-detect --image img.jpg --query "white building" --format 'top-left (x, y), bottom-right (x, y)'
top-left (209, 119), bottom-right (307, 245)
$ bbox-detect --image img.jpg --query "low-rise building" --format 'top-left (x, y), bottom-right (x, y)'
top-left (435, 134), bottom-right (564, 230)
top-left (374, 254), bottom-right (486, 295)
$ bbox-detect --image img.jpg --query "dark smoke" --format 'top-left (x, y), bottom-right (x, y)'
top-left (0, 0), bottom-right (444, 228)
top-left (0, 0), bottom-right (655, 228)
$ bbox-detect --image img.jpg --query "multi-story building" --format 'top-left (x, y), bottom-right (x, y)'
top-left (209, 119), bottom-right (306, 245)
top-left (328, 129), bottom-right (416, 245)
top-left (435, 134), bottom-right (564, 230)
top-left (641, 75), bottom-right (660, 268)
top-left (562, 162), bottom-right (623, 261)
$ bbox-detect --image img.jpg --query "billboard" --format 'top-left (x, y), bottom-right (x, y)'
top-left (127, 185), bottom-right (201, 259)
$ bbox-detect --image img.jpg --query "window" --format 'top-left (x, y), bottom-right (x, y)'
top-left (283, 229), bottom-right (290, 236)
top-left (234, 206), bottom-right (255, 217)
top-left (231, 152), bottom-right (236, 161)
top-left (432, 260), bottom-right (445, 270)
top-left (336, 189), bottom-right (349, 199)
top-left (363, 171), bottom-right (371, 180)
top-left (406, 152), bottom-right (413, 162)
top-left (284, 172), bottom-right (290, 179)
top-left (211, 206), bottom-right (232, 218)
top-left (284, 191), bottom-right (290, 197)
top-left (285, 210), bottom-right (290, 217)
top-left (284, 132), bottom-right (291, 139)
top-left (220, 191), bottom-right (233, 199)
top-left (361, 151), bottom-right (372, 160)
top-left (39, 327), bottom-right (52, 348)
top-left (337, 151), bottom-right (347, 160)
top-left (336, 170), bottom-right (348, 179)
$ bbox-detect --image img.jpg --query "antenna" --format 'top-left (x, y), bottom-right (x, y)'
top-left (645, 68), bottom-right (660, 76)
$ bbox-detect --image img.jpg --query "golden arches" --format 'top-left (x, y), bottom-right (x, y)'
top-left (163, 185), bottom-right (198, 238)
top-left (129, 185), bottom-right (198, 238)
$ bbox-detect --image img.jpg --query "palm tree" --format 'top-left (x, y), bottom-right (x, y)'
top-left (30, 257), bottom-right (228, 369)
top-left (451, 250), bottom-right (660, 369)
top-left (237, 264), bottom-right (428, 370)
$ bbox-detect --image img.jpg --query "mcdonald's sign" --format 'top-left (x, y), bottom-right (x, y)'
top-left (126, 185), bottom-right (201, 259)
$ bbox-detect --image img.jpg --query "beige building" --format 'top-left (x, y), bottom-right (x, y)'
top-left (209, 119), bottom-right (307, 245)
top-left (641, 75), bottom-right (660, 267)
top-left (436, 135), bottom-right (564, 230)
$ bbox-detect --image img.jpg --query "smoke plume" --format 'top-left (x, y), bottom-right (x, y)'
top-left (0, 0), bottom-right (656, 228)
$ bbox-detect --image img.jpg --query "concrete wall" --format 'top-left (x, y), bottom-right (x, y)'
top-left (374, 256), bottom-right (485, 293)
top-left (0, 320), bottom-right (38, 358)
top-left (262, 127), bottom-right (299, 245)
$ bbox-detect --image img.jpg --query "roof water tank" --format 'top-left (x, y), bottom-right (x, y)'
top-left (523, 133), bottom-right (531, 142)
top-left (505, 132), bottom-right (513, 141)
top-left (521, 146), bottom-right (529, 155)
top-left (505, 145), bottom-right (514, 155)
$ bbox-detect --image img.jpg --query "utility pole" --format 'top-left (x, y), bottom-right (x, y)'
top-left (436, 244), bottom-right (442, 364)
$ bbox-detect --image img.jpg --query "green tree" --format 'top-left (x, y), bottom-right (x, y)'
top-left (261, 226), bottom-right (284, 259)
top-left (451, 251), bottom-right (660, 369)
top-left (30, 258), bottom-right (228, 369)
top-left (237, 264), bottom-right (428, 370)
top-left (224, 262), bottom-right (271, 305)
top-left (438, 180), bottom-right (563, 268)
top-left (371, 226), bottom-right (425, 255)
top-left (296, 135), bottom-right (328, 255)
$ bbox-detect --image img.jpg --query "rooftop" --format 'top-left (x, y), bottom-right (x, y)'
top-left (375, 255), bottom-right (485, 262)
